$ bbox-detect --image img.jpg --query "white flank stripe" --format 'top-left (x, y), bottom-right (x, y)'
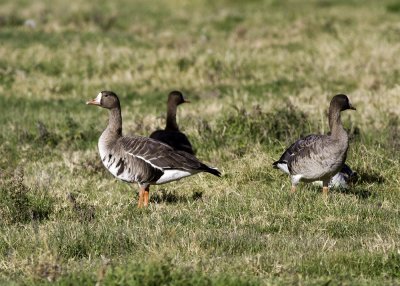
top-left (128, 153), bottom-right (163, 170)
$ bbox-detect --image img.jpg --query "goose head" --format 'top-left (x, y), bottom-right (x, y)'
top-left (168, 91), bottom-right (190, 106)
top-left (86, 91), bottom-right (120, 109)
top-left (331, 94), bottom-right (356, 112)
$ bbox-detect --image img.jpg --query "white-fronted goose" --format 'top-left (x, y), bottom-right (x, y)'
top-left (273, 138), bottom-right (358, 188)
top-left (272, 94), bottom-right (356, 195)
top-left (87, 91), bottom-right (221, 207)
top-left (149, 91), bottom-right (194, 155)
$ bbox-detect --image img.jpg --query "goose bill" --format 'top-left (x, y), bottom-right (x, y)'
top-left (86, 92), bottom-right (102, 106)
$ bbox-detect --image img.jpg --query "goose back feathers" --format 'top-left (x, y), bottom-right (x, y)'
top-left (149, 91), bottom-right (195, 155)
top-left (150, 130), bottom-right (194, 155)
top-left (287, 133), bottom-right (349, 182)
top-left (273, 134), bottom-right (357, 188)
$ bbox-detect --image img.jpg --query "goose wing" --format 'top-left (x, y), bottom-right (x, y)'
top-left (149, 130), bottom-right (195, 155)
top-left (286, 133), bottom-right (347, 178)
top-left (119, 136), bottom-right (217, 174)
top-left (273, 134), bottom-right (322, 166)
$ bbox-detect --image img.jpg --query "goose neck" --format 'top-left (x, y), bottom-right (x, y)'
top-left (329, 106), bottom-right (346, 139)
top-left (166, 102), bottom-right (179, 131)
top-left (103, 107), bottom-right (122, 140)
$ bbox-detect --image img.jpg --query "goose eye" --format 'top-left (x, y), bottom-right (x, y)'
top-left (104, 94), bottom-right (108, 97)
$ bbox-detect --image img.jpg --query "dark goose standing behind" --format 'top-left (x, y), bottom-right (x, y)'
top-left (149, 91), bottom-right (194, 155)
top-left (87, 91), bottom-right (220, 207)
top-left (272, 94), bottom-right (356, 195)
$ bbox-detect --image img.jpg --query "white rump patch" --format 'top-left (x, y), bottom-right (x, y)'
top-left (276, 163), bottom-right (290, 174)
top-left (156, 169), bottom-right (194, 184)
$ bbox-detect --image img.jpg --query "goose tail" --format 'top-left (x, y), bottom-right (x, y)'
top-left (272, 160), bottom-right (290, 174)
top-left (203, 166), bottom-right (221, 177)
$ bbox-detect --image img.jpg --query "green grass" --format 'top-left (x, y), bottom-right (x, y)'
top-left (1, 0), bottom-right (400, 284)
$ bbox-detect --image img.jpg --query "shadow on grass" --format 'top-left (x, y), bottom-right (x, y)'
top-left (335, 187), bottom-right (373, 200)
top-left (150, 190), bottom-right (203, 204)
top-left (304, 169), bottom-right (384, 199)
top-left (357, 171), bottom-right (385, 184)
top-left (306, 184), bottom-right (373, 200)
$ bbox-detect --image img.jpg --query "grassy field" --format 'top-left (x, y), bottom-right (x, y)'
top-left (1, 0), bottom-right (400, 284)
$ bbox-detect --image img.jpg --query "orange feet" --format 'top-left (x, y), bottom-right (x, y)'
top-left (138, 186), bottom-right (150, 208)
top-left (138, 187), bottom-right (144, 208)
top-left (143, 186), bottom-right (150, 207)
top-left (291, 185), bottom-right (296, 193)
top-left (322, 186), bottom-right (329, 197)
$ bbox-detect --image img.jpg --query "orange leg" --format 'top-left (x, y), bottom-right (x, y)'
top-left (322, 180), bottom-right (329, 199)
top-left (322, 180), bottom-right (329, 198)
top-left (291, 185), bottom-right (296, 193)
top-left (143, 186), bottom-right (150, 207)
top-left (322, 186), bottom-right (329, 197)
top-left (138, 187), bottom-right (145, 208)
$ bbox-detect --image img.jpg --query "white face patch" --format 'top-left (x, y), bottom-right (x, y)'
top-left (94, 92), bottom-right (103, 104)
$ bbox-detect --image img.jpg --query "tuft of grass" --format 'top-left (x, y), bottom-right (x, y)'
top-left (386, 113), bottom-right (400, 150)
top-left (0, 167), bottom-right (53, 226)
top-left (27, 257), bottom-right (261, 286)
top-left (193, 103), bottom-right (312, 157)
top-left (387, 2), bottom-right (400, 13)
